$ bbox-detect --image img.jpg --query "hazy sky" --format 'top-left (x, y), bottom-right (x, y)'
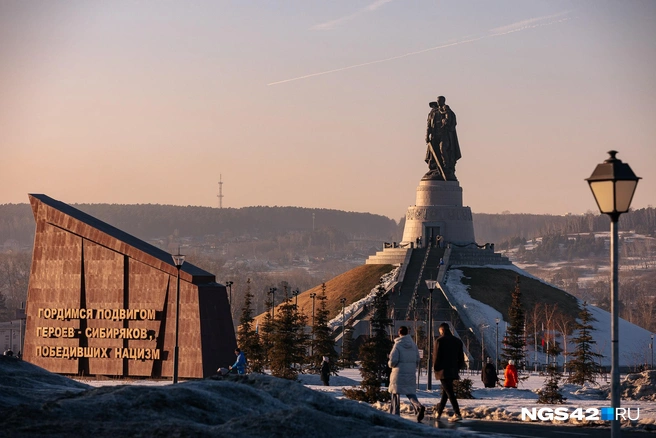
top-left (1, 0), bottom-right (655, 221)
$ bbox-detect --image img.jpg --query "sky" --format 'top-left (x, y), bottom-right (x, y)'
top-left (1, 0), bottom-right (655, 221)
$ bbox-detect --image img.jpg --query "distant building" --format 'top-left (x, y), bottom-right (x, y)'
top-left (0, 320), bottom-right (23, 354)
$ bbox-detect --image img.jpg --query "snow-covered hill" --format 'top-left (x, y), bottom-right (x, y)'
top-left (446, 265), bottom-right (654, 368)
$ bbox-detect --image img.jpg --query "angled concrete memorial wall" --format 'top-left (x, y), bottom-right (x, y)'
top-left (23, 194), bottom-right (236, 378)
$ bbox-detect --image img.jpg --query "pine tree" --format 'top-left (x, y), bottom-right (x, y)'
top-left (236, 279), bottom-right (264, 373)
top-left (259, 291), bottom-right (276, 370)
top-left (415, 324), bottom-right (427, 370)
top-left (502, 276), bottom-right (526, 366)
top-left (310, 284), bottom-right (338, 373)
top-left (268, 293), bottom-right (309, 380)
top-left (341, 320), bottom-right (355, 368)
top-left (0, 291), bottom-right (9, 322)
top-left (568, 301), bottom-right (603, 385)
top-left (345, 284), bottom-right (393, 403)
top-left (538, 337), bottom-right (567, 404)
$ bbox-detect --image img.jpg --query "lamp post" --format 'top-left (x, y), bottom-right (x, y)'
top-left (309, 293), bottom-right (317, 327)
top-left (425, 279), bottom-right (437, 391)
top-left (587, 150), bottom-right (640, 438)
top-left (225, 281), bottom-right (233, 306)
top-left (480, 324), bottom-right (489, 369)
top-left (340, 298), bottom-right (347, 365)
top-left (268, 287), bottom-right (277, 319)
top-left (309, 292), bottom-right (317, 356)
top-left (651, 334), bottom-right (654, 370)
top-left (292, 288), bottom-right (300, 308)
top-left (495, 317), bottom-right (500, 373)
top-left (225, 281), bottom-right (234, 322)
top-left (171, 249), bottom-right (186, 384)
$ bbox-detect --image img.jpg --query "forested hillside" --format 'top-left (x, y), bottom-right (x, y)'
top-left (0, 203), bottom-right (399, 248)
top-left (3, 204), bottom-right (654, 248)
top-left (474, 207), bottom-right (656, 245)
top-left (1, 203), bottom-right (654, 325)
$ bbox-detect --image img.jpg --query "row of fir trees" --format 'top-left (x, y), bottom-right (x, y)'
top-left (502, 276), bottom-right (603, 404)
top-left (236, 280), bottom-right (340, 380)
top-left (236, 279), bottom-right (396, 405)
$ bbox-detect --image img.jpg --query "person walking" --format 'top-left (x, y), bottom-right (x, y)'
top-left (481, 357), bottom-right (499, 388)
top-left (504, 359), bottom-right (518, 388)
top-left (320, 356), bottom-right (331, 386)
top-left (229, 348), bottom-right (247, 375)
top-left (388, 326), bottom-right (426, 422)
top-left (433, 322), bottom-right (465, 422)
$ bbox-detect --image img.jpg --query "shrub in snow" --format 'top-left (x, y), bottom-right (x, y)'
top-left (453, 378), bottom-right (474, 399)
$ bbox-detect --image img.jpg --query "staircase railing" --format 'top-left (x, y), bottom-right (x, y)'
top-left (404, 246), bottom-right (432, 320)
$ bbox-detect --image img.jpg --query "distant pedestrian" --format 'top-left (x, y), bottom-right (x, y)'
top-left (388, 326), bottom-right (426, 422)
top-left (230, 348), bottom-right (247, 375)
top-left (320, 356), bottom-right (331, 386)
top-left (481, 357), bottom-right (498, 388)
top-left (504, 360), bottom-right (518, 388)
top-left (433, 322), bottom-right (464, 422)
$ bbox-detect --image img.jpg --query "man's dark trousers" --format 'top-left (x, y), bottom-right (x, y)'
top-left (437, 378), bottom-right (461, 416)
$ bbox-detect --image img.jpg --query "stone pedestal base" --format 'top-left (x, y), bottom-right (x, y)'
top-left (401, 179), bottom-right (475, 246)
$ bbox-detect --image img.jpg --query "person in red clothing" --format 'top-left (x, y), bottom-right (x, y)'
top-left (504, 359), bottom-right (518, 388)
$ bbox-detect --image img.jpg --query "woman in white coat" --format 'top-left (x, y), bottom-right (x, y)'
top-left (388, 326), bottom-right (426, 422)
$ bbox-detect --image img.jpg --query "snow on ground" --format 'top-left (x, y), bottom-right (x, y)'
top-left (303, 368), bottom-right (656, 429)
top-left (3, 356), bottom-right (656, 436)
top-left (0, 356), bottom-right (486, 437)
top-left (444, 266), bottom-right (654, 368)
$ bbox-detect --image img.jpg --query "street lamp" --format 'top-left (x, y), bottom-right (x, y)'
top-left (425, 279), bottom-right (437, 391)
top-left (171, 249), bottom-right (186, 384)
top-left (651, 334), bottom-right (654, 370)
top-left (309, 293), bottom-right (317, 327)
top-left (309, 292), bottom-right (317, 356)
top-left (480, 324), bottom-right (489, 370)
top-left (268, 287), bottom-right (277, 318)
top-left (292, 288), bottom-right (300, 308)
top-left (340, 298), bottom-right (347, 365)
top-left (225, 281), bottom-right (233, 307)
top-left (587, 150), bottom-right (640, 438)
top-left (495, 317), bottom-right (500, 373)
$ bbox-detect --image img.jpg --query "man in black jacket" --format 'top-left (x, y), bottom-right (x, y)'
top-left (433, 322), bottom-right (464, 422)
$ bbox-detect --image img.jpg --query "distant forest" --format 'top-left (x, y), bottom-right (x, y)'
top-left (1, 203), bottom-right (655, 325)
top-left (473, 207), bottom-right (656, 245)
top-left (1, 203), bottom-right (655, 248)
top-left (0, 203), bottom-right (400, 248)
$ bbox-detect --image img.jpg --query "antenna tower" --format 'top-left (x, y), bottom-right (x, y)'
top-left (217, 175), bottom-right (224, 208)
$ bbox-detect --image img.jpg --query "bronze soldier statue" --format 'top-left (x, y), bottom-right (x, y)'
top-left (425, 96), bottom-right (462, 181)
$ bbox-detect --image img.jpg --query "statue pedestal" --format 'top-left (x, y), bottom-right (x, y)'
top-left (401, 179), bottom-right (475, 246)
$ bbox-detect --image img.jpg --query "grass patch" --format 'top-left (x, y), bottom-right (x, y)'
top-left (255, 264), bottom-right (395, 322)
top-left (457, 267), bottom-right (580, 323)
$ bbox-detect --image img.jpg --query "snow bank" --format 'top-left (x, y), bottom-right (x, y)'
top-left (1, 356), bottom-right (473, 437)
